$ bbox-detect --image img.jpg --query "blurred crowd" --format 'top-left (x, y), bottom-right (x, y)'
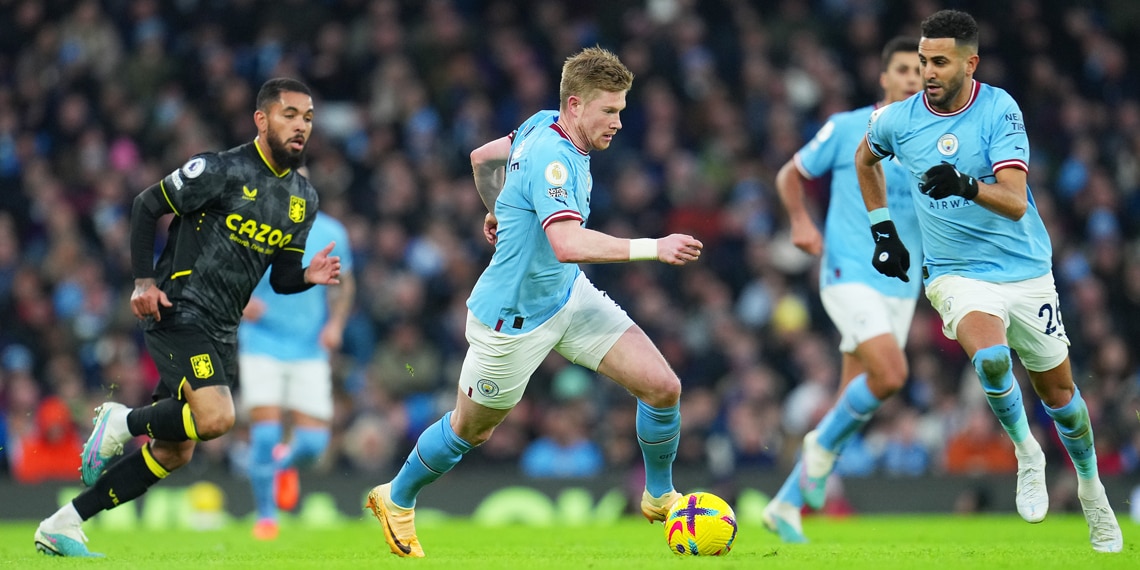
top-left (1, 0), bottom-right (1139, 507)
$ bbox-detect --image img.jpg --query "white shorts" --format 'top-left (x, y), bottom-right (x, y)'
top-left (239, 354), bottom-right (334, 421)
top-left (924, 273), bottom-right (1070, 372)
top-left (459, 273), bottom-right (634, 409)
top-left (820, 283), bottom-right (917, 353)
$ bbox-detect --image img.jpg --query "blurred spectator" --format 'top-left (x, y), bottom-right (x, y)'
top-left (10, 396), bottom-right (81, 483)
top-left (0, 0), bottom-right (1137, 485)
top-left (944, 406), bottom-right (1019, 475)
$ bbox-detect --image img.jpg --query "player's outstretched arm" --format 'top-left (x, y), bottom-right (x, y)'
top-left (855, 138), bottom-right (910, 282)
top-left (471, 136), bottom-right (512, 212)
top-left (471, 135), bottom-right (512, 245)
top-left (544, 220), bottom-right (702, 266)
top-left (855, 138), bottom-right (887, 212)
top-left (774, 158), bottom-right (822, 256)
top-left (129, 184), bottom-right (176, 321)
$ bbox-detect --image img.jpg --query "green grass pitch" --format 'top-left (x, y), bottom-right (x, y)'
top-left (2, 515), bottom-right (1136, 569)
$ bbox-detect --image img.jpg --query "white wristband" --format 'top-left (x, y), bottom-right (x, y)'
top-left (629, 238), bottom-right (658, 261)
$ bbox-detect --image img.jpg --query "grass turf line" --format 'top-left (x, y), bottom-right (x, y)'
top-left (2, 515), bottom-right (1136, 569)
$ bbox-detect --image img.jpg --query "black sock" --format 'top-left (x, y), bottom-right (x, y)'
top-left (72, 445), bottom-right (170, 520)
top-left (127, 398), bottom-right (197, 441)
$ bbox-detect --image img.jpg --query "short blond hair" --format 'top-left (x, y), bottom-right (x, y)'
top-left (559, 47), bottom-right (633, 111)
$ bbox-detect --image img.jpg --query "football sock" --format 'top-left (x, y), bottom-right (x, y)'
top-left (126, 398), bottom-right (198, 441)
top-left (249, 421), bottom-right (282, 520)
top-left (390, 411), bottom-right (473, 508)
top-left (973, 345), bottom-right (1032, 447)
top-left (636, 400), bottom-right (680, 498)
top-left (72, 444), bottom-right (168, 520)
top-left (279, 427), bottom-right (330, 469)
top-left (44, 502), bottom-right (83, 528)
top-left (1044, 387), bottom-right (1098, 480)
top-left (773, 460), bottom-right (805, 508)
top-left (816, 374), bottom-right (881, 451)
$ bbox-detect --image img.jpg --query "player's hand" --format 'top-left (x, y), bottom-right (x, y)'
top-left (483, 212), bottom-right (498, 245)
top-left (242, 297), bottom-right (267, 322)
top-left (790, 219), bottom-right (823, 256)
top-left (657, 234), bottom-right (703, 266)
top-left (305, 242), bottom-right (342, 285)
top-left (870, 221), bottom-right (910, 282)
top-left (318, 321), bottom-right (344, 351)
top-left (920, 161), bottom-right (978, 200)
top-left (131, 278), bottom-right (173, 321)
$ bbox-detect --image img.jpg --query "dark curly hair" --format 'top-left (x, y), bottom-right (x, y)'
top-left (920, 10), bottom-right (979, 49)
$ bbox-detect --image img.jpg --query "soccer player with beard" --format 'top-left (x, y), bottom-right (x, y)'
top-left (853, 10), bottom-right (1122, 552)
top-left (33, 78), bottom-right (343, 558)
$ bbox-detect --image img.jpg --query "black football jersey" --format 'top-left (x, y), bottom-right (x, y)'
top-left (148, 141), bottom-right (318, 341)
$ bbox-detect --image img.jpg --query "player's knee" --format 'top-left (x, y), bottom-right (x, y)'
top-left (869, 365), bottom-right (907, 396)
top-left (150, 442), bottom-right (194, 470)
top-left (972, 345), bottom-right (1012, 389)
top-left (642, 375), bottom-right (681, 408)
top-left (193, 408), bottom-right (236, 441)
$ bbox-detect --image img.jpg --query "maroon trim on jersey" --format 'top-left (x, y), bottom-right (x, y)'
top-left (923, 80), bottom-right (980, 117)
top-left (541, 209), bottom-right (583, 229)
top-left (495, 319), bottom-right (504, 332)
top-left (507, 129), bottom-right (517, 142)
top-left (549, 123), bottom-right (589, 155)
top-left (993, 159), bottom-right (1028, 173)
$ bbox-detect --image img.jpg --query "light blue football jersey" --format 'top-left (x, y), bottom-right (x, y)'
top-left (796, 104), bottom-right (923, 297)
top-left (468, 110), bottom-right (592, 334)
top-left (239, 212), bottom-right (353, 360)
top-left (866, 80), bottom-right (1052, 283)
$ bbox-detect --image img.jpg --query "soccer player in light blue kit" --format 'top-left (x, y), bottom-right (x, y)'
top-left (364, 47), bottom-right (704, 558)
top-left (851, 10), bottom-right (1121, 552)
top-left (239, 210), bottom-right (354, 540)
top-left (764, 37), bottom-right (923, 543)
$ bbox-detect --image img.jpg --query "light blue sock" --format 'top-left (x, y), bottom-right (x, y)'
top-left (636, 400), bottom-right (680, 497)
top-left (773, 460), bottom-right (805, 508)
top-left (390, 411), bottom-right (473, 508)
top-left (816, 374), bottom-right (881, 451)
top-left (249, 421), bottom-right (282, 520)
top-left (279, 427), bottom-right (330, 469)
top-left (973, 345), bottom-right (1030, 444)
top-left (1044, 387), bottom-right (1098, 480)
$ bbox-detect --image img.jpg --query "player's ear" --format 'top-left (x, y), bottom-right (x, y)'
top-left (253, 109), bottom-right (268, 133)
top-left (964, 52), bottom-right (979, 76)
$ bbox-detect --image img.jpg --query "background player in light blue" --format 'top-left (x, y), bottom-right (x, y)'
top-left (853, 9), bottom-right (1121, 553)
top-left (238, 208), bottom-right (354, 540)
top-left (363, 47), bottom-right (704, 558)
top-left (765, 37), bottom-right (923, 543)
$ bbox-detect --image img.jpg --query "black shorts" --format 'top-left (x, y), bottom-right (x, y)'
top-left (144, 324), bottom-right (237, 401)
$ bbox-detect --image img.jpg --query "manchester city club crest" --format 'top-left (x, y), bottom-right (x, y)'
top-left (937, 133), bottom-right (959, 156)
top-left (477, 379), bottom-right (500, 397)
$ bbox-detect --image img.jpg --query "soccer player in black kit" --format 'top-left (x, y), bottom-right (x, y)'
top-left (33, 78), bottom-right (342, 557)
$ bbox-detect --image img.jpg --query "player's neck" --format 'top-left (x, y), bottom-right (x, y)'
top-left (555, 117), bottom-right (591, 153)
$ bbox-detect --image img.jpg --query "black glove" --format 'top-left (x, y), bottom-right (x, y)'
top-left (921, 161), bottom-right (978, 200)
top-left (870, 220), bottom-right (910, 282)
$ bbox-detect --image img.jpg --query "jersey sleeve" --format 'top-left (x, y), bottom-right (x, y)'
top-left (987, 94), bottom-right (1030, 173)
top-left (534, 150), bottom-right (585, 230)
top-left (159, 153), bottom-right (226, 215)
top-left (794, 116), bottom-right (842, 179)
top-left (865, 104), bottom-right (897, 159)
